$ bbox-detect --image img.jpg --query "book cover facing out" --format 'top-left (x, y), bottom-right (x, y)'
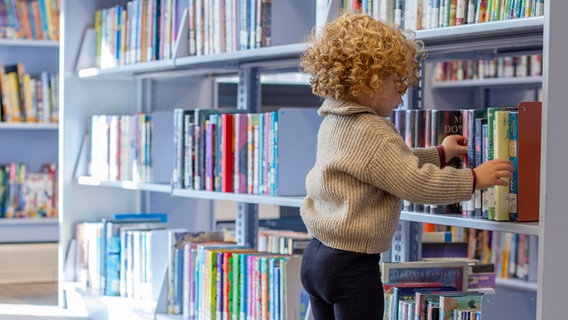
top-left (381, 260), bottom-right (469, 291)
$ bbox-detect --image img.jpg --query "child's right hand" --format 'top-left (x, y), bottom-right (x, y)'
top-left (473, 159), bottom-right (515, 190)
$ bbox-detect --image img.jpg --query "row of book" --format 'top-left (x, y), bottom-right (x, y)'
top-left (434, 54), bottom-right (543, 82)
top-left (73, 214), bottom-right (310, 319)
top-left (424, 227), bottom-right (538, 282)
top-left (0, 162), bottom-right (57, 218)
top-left (346, 0), bottom-right (544, 31)
top-left (94, 0), bottom-right (182, 69)
top-left (386, 284), bottom-right (484, 320)
top-left (173, 107), bottom-right (321, 196)
top-left (87, 107), bottom-right (320, 197)
top-left (0, 62), bottom-right (58, 123)
top-left (187, 0), bottom-right (272, 56)
top-left (390, 101), bottom-right (541, 222)
top-left (381, 259), bottom-right (490, 320)
top-left (178, 239), bottom-right (309, 319)
top-left (89, 113), bottom-right (153, 183)
top-left (0, 0), bottom-right (59, 40)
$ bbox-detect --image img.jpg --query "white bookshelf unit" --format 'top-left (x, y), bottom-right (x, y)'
top-left (58, 1), bottom-right (565, 319)
top-left (0, 39), bottom-right (59, 243)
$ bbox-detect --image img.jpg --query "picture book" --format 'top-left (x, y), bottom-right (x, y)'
top-left (381, 260), bottom-right (469, 291)
top-left (383, 282), bottom-right (455, 320)
top-left (415, 289), bottom-right (461, 320)
top-left (102, 217), bottom-right (166, 296)
top-left (438, 292), bottom-right (484, 320)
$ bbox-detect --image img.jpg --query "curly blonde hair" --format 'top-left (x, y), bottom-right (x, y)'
top-left (300, 13), bottom-right (424, 100)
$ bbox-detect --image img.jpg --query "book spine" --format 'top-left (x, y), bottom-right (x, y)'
top-left (474, 117), bottom-right (487, 219)
top-left (461, 109), bottom-right (474, 218)
top-left (222, 113), bottom-right (235, 192)
top-left (508, 111), bottom-right (518, 220)
top-left (493, 110), bottom-right (510, 221)
top-left (205, 119), bottom-right (215, 191)
top-left (215, 113), bottom-right (223, 191)
top-left (173, 109), bottom-right (183, 188)
top-left (486, 108), bottom-right (497, 220)
top-left (234, 113), bottom-right (248, 194)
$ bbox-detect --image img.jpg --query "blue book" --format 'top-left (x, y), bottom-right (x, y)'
top-left (102, 218), bottom-right (165, 296)
top-left (112, 212), bottom-right (168, 223)
top-left (508, 111), bottom-right (519, 220)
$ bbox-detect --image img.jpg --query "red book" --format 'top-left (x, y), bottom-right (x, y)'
top-left (517, 101), bottom-right (541, 221)
top-left (221, 113), bottom-right (234, 192)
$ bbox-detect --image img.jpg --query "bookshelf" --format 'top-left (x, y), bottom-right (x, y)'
top-left (58, 1), bottom-right (564, 319)
top-left (0, 37), bottom-right (59, 243)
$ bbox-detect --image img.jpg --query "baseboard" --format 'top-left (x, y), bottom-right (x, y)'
top-left (0, 243), bottom-right (58, 284)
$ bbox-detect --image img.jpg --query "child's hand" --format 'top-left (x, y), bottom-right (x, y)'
top-left (473, 159), bottom-right (515, 189)
top-left (441, 135), bottom-right (468, 160)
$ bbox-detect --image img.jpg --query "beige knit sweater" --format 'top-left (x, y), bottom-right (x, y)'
top-left (300, 98), bottom-right (474, 254)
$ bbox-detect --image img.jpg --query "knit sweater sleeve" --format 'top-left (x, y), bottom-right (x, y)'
top-left (411, 147), bottom-right (441, 167)
top-left (365, 135), bottom-right (473, 205)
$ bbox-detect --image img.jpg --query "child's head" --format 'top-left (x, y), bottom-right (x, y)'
top-left (300, 13), bottom-right (424, 101)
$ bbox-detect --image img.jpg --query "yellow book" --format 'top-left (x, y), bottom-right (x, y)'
top-left (23, 74), bottom-right (37, 122)
top-left (94, 9), bottom-right (103, 65)
top-left (493, 110), bottom-right (510, 221)
top-left (5, 72), bottom-right (22, 122)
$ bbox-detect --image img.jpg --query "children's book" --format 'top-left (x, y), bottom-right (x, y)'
top-left (439, 292), bottom-right (484, 320)
top-left (381, 260), bottom-right (469, 291)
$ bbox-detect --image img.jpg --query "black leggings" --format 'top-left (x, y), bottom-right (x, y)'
top-left (301, 238), bottom-right (384, 320)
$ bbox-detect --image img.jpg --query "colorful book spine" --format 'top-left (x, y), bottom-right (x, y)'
top-left (461, 109), bottom-right (474, 218)
top-left (474, 117), bottom-right (487, 219)
top-left (183, 112), bottom-right (195, 189)
top-left (508, 111), bottom-right (518, 220)
top-left (221, 113), bottom-right (235, 192)
top-left (205, 119), bottom-right (216, 191)
top-left (234, 113), bottom-right (248, 194)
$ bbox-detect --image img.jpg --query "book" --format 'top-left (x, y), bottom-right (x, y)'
top-left (173, 109), bottom-right (193, 188)
top-left (384, 282), bottom-right (455, 320)
top-left (415, 289), bottom-right (460, 320)
top-left (427, 300), bottom-right (440, 320)
top-left (516, 101), bottom-right (541, 221)
top-left (168, 230), bottom-right (228, 315)
top-left (102, 217), bottom-right (165, 296)
top-left (221, 113), bottom-right (235, 192)
top-left (474, 116), bottom-right (487, 219)
top-left (112, 212), bottom-right (168, 223)
top-left (508, 111), bottom-right (519, 220)
top-left (422, 231), bottom-right (452, 243)
top-left (422, 242), bottom-right (468, 259)
top-left (430, 109), bottom-right (463, 214)
top-left (381, 260), bottom-right (469, 291)
top-left (493, 110), bottom-right (511, 221)
top-left (461, 109), bottom-right (475, 218)
top-left (233, 113), bottom-right (248, 194)
top-left (439, 292), bottom-right (483, 320)
top-left (481, 121), bottom-right (490, 219)
top-left (193, 108), bottom-right (245, 190)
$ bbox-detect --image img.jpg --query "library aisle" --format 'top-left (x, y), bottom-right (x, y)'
top-left (0, 282), bottom-right (90, 319)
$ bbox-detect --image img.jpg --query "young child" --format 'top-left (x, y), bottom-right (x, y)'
top-left (299, 13), bottom-right (514, 320)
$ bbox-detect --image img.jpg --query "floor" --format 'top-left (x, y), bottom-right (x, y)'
top-left (0, 282), bottom-right (90, 320)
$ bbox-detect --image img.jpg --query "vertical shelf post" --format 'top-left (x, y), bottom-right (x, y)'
top-left (235, 67), bottom-right (261, 247)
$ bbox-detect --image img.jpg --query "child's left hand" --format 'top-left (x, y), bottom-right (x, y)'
top-left (441, 135), bottom-right (468, 160)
